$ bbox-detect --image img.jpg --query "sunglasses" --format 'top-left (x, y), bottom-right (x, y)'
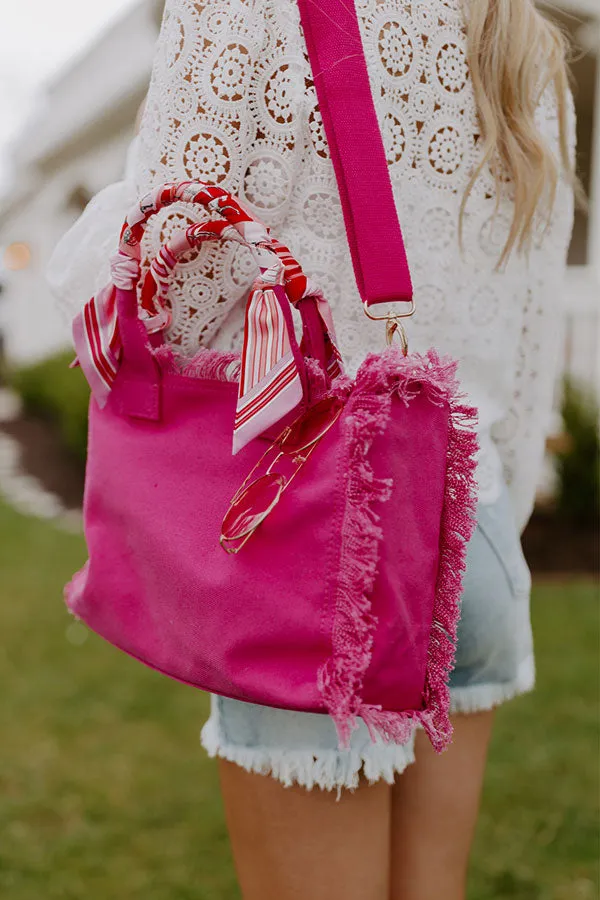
top-left (220, 396), bottom-right (344, 554)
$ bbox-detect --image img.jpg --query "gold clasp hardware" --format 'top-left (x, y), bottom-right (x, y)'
top-left (386, 318), bottom-right (409, 355)
top-left (364, 300), bottom-right (414, 357)
top-left (363, 299), bottom-right (415, 322)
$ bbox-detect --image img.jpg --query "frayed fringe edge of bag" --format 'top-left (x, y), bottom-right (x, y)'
top-left (318, 348), bottom-right (479, 752)
top-left (154, 345), bottom-right (241, 382)
top-left (200, 717), bottom-right (415, 794)
top-left (153, 345), bottom-right (329, 400)
top-left (419, 361), bottom-right (479, 752)
top-left (450, 656), bottom-right (535, 715)
top-left (316, 382), bottom-right (399, 749)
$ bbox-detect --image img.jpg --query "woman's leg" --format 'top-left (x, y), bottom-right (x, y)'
top-left (389, 487), bottom-right (535, 899)
top-left (390, 711), bottom-right (494, 900)
top-left (219, 759), bottom-right (392, 900)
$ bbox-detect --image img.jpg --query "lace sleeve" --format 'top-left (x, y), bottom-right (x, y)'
top-left (135, 0), bottom-right (307, 351)
top-left (491, 278), bottom-right (565, 532)
top-left (46, 138), bottom-right (141, 321)
top-left (491, 89), bottom-right (577, 532)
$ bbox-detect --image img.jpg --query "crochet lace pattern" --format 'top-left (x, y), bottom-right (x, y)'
top-left (80, 0), bottom-right (578, 530)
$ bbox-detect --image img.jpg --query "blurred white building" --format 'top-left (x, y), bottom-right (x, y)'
top-left (0, 0), bottom-right (163, 363)
top-left (546, 0), bottom-right (600, 398)
top-left (0, 0), bottom-right (598, 402)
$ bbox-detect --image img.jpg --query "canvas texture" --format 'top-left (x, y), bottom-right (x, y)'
top-left (66, 0), bottom-right (478, 752)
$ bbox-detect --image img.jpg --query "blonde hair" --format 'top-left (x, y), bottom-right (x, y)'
top-left (464, 0), bottom-right (579, 267)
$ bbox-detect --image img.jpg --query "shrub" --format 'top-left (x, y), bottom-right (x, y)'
top-left (555, 377), bottom-right (600, 526)
top-left (10, 350), bottom-right (90, 465)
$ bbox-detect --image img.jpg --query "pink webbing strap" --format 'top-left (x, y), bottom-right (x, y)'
top-left (296, 0), bottom-right (413, 306)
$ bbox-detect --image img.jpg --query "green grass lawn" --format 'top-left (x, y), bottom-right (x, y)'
top-left (0, 499), bottom-right (597, 900)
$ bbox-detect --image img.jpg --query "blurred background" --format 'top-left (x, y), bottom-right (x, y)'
top-left (0, 2), bottom-right (597, 899)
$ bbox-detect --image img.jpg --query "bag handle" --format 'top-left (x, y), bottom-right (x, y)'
top-left (140, 220), bottom-right (336, 380)
top-left (93, 183), bottom-right (342, 433)
top-left (119, 181), bottom-right (271, 260)
top-left (296, 0), bottom-right (413, 312)
top-left (75, 182), bottom-right (290, 418)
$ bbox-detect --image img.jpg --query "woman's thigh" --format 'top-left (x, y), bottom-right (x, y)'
top-left (219, 759), bottom-right (392, 900)
top-left (390, 712), bottom-right (494, 900)
top-left (390, 488), bottom-right (532, 900)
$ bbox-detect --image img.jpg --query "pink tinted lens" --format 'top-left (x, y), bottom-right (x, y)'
top-left (222, 473), bottom-right (285, 541)
top-left (281, 397), bottom-right (343, 454)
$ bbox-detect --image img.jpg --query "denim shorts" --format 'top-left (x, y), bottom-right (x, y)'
top-left (201, 486), bottom-right (534, 792)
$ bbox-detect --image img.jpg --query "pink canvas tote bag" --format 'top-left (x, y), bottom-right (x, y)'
top-left (65, 0), bottom-right (478, 751)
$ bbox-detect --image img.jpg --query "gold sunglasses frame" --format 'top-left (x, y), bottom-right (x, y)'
top-left (220, 399), bottom-right (344, 554)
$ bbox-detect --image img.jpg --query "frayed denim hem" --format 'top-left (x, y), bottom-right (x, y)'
top-left (200, 716), bottom-right (416, 794)
top-left (449, 655), bottom-right (535, 714)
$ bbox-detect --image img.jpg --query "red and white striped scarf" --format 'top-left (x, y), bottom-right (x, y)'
top-left (72, 182), bottom-right (342, 453)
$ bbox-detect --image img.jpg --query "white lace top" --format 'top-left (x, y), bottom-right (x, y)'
top-left (49, 0), bottom-right (575, 531)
